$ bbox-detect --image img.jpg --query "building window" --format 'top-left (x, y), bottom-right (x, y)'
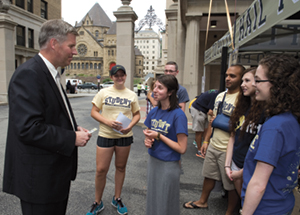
top-left (152, 66), bottom-right (154, 70)
top-left (87, 21), bottom-right (89, 25)
top-left (16, 25), bottom-right (25, 46)
top-left (139, 60), bottom-right (141, 65)
top-left (152, 51), bottom-right (155, 54)
top-left (139, 69), bottom-right (141, 74)
top-left (152, 61), bottom-right (155, 64)
top-left (90, 63), bottom-right (92, 69)
top-left (98, 63), bottom-right (101, 70)
top-left (74, 63), bottom-right (76, 69)
top-left (94, 51), bottom-right (98, 57)
top-left (78, 63), bottom-right (80, 69)
top-left (85, 63), bottom-right (88, 69)
top-left (108, 50), bottom-right (110, 56)
top-left (28, 28), bottom-right (34, 48)
top-left (82, 63), bottom-right (84, 69)
top-left (41, 0), bottom-right (48, 19)
top-left (112, 50), bottom-right (114, 56)
top-left (70, 63), bottom-right (73, 69)
top-left (95, 30), bottom-right (99, 38)
top-left (80, 31), bottom-right (84, 35)
top-left (27, 0), bottom-right (33, 12)
top-left (94, 63), bottom-right (97, 69)
top-left (16, 0), bottom-right (25, 9)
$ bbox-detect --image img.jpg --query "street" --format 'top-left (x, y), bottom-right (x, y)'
top-left (0, 95), bottom-right (229, 215)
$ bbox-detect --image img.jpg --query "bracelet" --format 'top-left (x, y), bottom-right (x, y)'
top-left (156, 132), bottom-right (160, 141)
top-left (203, 141), bottom-right (209, 144)
top-left (224, 166), bottom-right (231, 169)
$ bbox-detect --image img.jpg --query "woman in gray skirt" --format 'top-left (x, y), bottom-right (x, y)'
top-left (143, 75), bottom-right (188, 215)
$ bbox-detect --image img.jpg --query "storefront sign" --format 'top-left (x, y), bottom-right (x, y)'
top-left (204, 0), bottom-right (300, 65)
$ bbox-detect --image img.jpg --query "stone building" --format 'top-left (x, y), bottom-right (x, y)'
top-left (64, 3), bottom-right (143, 80)
top-left (0, 0), bottom-right (61, 102)
top-left (164, 0), bottom-right (254, 102)
top-left (134, 28), bottom-right (161, 75)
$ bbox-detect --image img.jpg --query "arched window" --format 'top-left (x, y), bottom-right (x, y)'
top-left (82, 63), bottom-right (84, 69)
top-left (98, 63), bottom-right (101, 70)
top-left (70, 63), bottom-right (73, 69)
top-left (85, 63), bottom-right (88, 69)
top-left (74, 63), bottom-right (76, 69)
top-left (139, 60), bottom-right (141, 65)
top-left (94, 63), bottom-right (97, 69)
top-left (90, 63), bottom-right (93, 69)
top-left (108, 50), bottom-right (110, 56)
top-left (78, 63), bottom-right (80, 69)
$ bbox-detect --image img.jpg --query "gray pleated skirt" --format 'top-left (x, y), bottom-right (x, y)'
top-left (146, 155), bottom-right (181, 215)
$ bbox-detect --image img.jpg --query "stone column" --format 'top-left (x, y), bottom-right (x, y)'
top-left (0, 1), bottom-right (17, 102)
top-left (165, 2), bottom-right (178, 63)
top-left (183, 14), bottom-right (201, 100)
top-left (113, 0), bottom-right (137, 90)
top-left (175, 0), bottom-right (186, 85)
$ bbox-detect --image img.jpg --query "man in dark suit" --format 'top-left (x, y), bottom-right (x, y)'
top-left (2, 19), bottom-right (91, 215)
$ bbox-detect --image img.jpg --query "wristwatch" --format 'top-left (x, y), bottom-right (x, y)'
top-left (156, 132), bottom-right (161, 141)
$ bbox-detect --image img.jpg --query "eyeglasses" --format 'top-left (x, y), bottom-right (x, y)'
top-left (255, 79), bottom-right (270, 83)
top-left (164, 70), bottom-right (176, 73)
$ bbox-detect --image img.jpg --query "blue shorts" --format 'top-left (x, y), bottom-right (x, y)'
top-left (97, 136), bottom-right (133, 148)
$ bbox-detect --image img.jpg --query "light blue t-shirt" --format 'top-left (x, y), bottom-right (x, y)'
top-left (242, 112), bottom-right (300, 215)
top-left (144, 107), bottom-right (188, 161)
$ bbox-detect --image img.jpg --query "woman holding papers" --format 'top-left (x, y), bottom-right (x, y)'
top-left (87, 65), bottom-right (140, 215)
top-left (143, 75), bottom-right (188, 215)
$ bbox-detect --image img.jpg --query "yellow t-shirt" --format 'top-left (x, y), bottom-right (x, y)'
top-left (211, 91), bottom-right (239, 152)
top-left (92, 86), bottom-right (140, 138)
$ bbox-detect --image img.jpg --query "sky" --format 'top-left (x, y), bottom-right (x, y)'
top-left (62, 0), bottom-right (167, 32)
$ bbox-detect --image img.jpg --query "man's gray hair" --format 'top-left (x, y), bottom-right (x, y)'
top-left (39, 19), bottom-right (78, 49)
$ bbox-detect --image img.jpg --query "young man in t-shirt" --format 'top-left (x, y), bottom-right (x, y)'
top-left (183, 65), bottom-right (245, 215)
top-left (164, 61), bottom-right (189, 112)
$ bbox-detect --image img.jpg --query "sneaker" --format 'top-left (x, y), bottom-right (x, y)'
top-left (196, 151), bottom-right (205, 159)
top-left (86, 201), bottom-right (104, 215)
top-left (192, 140), bottom-right (197, 148)
top-left (111, 196), bottom-right (128, 215)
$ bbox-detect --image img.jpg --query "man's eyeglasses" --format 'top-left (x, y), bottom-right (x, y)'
top-left (255, 79), bottom-right (270, 83)
top-left (164, 70), bottom-right (176, 73)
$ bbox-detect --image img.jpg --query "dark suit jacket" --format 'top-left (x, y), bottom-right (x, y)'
top-left (3, 54), bottom-right (78, 204)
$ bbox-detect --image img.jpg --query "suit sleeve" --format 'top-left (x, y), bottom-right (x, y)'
top-left (8, 67), bottom-right (76, 157)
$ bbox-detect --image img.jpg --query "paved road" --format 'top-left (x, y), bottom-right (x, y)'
top-left (0, 95), bottom-right (229, 215)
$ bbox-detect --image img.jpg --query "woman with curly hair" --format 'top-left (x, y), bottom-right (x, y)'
top-left (225, 67), bottom-right (265, 196)
top-left (241, 55), bottom-right (300, 215)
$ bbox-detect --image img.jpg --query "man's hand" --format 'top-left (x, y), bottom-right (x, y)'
top-left (75, 126), bottom-right (91, 147)
top-left (200, 142), bottom-right (209, 156)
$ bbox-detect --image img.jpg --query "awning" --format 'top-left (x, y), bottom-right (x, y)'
top-left (204, 0), bottom-right (300, 65)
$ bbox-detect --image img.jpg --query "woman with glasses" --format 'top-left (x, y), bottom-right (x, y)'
top-left (225, 68), bottom-right (265, 197)
top-left (241, 55), bottom-right (300, 215)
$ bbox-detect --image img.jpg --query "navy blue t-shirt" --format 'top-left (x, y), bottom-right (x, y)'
top-left (192, 89), bottom-right (219, 114)
top-left (242, 112), bottom-right (300, 214)
top-left (144, 107), bottom-right (188, 161)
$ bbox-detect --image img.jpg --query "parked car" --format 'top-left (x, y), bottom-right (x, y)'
top-left (101, 81), bottom-right (114, 88)
top-left (77, 82), bottom-right (98, 90)
top-left (66, 79), bottom-right (82, 86)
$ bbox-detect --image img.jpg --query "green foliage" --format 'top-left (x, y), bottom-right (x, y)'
top-left (77, 74), bottom-right (85, 77)
top-left (134, 78), bottom-right (141, 84)
top-left (103, 78), bottom-right (112, 83)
